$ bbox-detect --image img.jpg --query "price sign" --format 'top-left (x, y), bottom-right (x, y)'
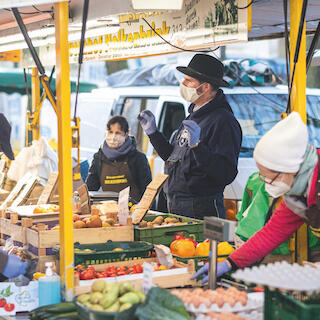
top-left (142, 262), bottom-right (153, 295)
top-left (118, 186), bottom-right (130, 226)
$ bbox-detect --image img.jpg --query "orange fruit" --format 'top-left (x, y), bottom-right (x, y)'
top-left (33, 206), bottom-right (45, 214)
top-left (170, 239), bottom-right (196, 257)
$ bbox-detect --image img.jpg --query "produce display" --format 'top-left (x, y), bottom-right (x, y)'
top-left (75, 262), bottom-right (167, 280)
top-left (138, 216), bottom-right (189, 228)
top-left (29, 302), bottom-right (78, 320)
top-left (77, 280), bottom-right (145, 312)
top-left (171, 287), bottom-right (248, 309)
top-left (33, 205), bottom-right (59, 214)
top-left (170, 237), bottom-right (234, 260)
top-left (196, 311), bottom-right (245, 320)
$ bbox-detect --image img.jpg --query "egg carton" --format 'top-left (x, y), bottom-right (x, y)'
top-left (194, 308), bottom-right (263, 320)
top-left (232, 261), bottom-right (320, 293)
top-left (186, 292), bottom-right (263, 314)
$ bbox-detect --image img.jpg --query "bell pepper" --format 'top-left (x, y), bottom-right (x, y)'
top-left (173, 235), bottom-right (185, 241)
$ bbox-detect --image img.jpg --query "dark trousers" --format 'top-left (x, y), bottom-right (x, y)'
top-left (167, 193), bottom-right (226, 220)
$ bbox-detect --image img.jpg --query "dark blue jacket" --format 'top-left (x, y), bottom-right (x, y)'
top-left (149, 89), bottom-right (242, 197)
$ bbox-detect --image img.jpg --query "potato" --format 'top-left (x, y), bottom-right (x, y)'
top-left (164, 217), bottom-right (179, 224)
top-left (86, 215), bottom-right (102, 228)
top-left (146, 222), bottom-right (154, 228)
top-left (74, 220), bottom-right (86, 228)
top-left (152, 216), bottom-right (164, 225)
top-left (139, 220), bottom-right (148, 228)
top-left (105, 218), bottom-right (115, 226)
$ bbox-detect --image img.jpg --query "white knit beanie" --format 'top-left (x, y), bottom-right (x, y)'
top-left (253, 112), bottom-right (308, 173)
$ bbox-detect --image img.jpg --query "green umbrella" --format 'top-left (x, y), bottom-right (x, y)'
top-left (0, 68), bottom-right (98, 94)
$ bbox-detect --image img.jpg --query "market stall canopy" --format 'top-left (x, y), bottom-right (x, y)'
top-left (0, 68), bottom-right (98, 94)
top-left (0, 0), bottom-right (319, 54)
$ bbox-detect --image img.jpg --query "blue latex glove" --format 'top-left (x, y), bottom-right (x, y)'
top-left (137, 110), bottom-right (157, 135)
top-left (2, 254), bottom-right (28, 278)
top-left (182, 120), bottom-right (201, 147)
top-left (190, 260), bottom-right (231, 284)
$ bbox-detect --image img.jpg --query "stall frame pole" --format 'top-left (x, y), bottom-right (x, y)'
top-left (54, 1), bottom-right (74, 300)
top-left (290, 0), bottom-right (308, 264)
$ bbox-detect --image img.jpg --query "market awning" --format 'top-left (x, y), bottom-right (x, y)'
top-left (0, 68), bottom-right (98, 94)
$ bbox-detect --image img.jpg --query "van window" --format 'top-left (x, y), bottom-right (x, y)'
top-left (120, 97), bottom-right (158, 151)
top-left (228, 93), bottom-right (320, 157)
top-left (159, 101), bottom-right (186, 140)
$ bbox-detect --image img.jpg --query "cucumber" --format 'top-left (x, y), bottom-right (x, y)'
top-left (46, 312), bottom-right (79, 320)
top-left (41, 302), bottom-right (77, 314)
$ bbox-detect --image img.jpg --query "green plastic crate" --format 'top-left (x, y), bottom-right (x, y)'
top-left (54, 241), bottom-right (154, 266)
top-left (134, 214), bottom-right (204, 246)
top-left (173, 254), bottom-right (229, 271)
top-left (264, 288), bottom-right (320, 320)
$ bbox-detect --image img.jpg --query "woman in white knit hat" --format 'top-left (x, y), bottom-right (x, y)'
top-left (192, 112), bottom-right (320, 283)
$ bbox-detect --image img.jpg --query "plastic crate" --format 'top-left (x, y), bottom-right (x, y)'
top-left (54, 241), bottom-right (154, 266)
top-left (134, 214), bottom-right (204, 246)
top-left (264, 288), bottom-right (320, 320)
top-left (174, 254), bottom-right (229, 271)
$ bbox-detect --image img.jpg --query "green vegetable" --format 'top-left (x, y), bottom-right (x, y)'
top-left (46, 311), bottom-right (79, 320)
top-left (135, 287), bottom-right (190, 320)
top-left (34, 302), bottom-right (76, 314)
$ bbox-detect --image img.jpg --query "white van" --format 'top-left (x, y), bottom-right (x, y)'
top-left (88, 85), bottom-right (320, 212)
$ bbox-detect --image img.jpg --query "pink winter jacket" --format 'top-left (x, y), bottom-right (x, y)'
top-left (229, 156), bottom-right (319, 268)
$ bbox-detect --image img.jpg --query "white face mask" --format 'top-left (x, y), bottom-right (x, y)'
top-left (265, 180), bottom-right (291, 198)
top-left (105, 132), bottom-right (126, 149)
top-left (179, 83), bottom-right (204, 102)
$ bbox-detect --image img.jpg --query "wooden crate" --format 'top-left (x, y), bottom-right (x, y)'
top-left (26, 224), bottom-right (134, 256)
top-left (74, 258), bottom-right (197, 296)
top-left (0, 215), bottom-right (32, 245)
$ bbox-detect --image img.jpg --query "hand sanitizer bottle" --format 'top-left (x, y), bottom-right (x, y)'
top-left (38, 262), bottom-right (61, 307)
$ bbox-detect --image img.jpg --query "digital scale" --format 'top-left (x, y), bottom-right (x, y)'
top-left (203, 216), bottom-right (237, 289)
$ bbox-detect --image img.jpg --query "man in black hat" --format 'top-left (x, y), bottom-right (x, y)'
top-left (138, 54), bottom-right (242, 219)
top-left (0, 113), bottom-right (27, 279)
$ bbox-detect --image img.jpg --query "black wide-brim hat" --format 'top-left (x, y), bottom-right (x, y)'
top-left (0, 113), bottom-right (14, 160)
top-left (176, 54), bottom-right (229, 87)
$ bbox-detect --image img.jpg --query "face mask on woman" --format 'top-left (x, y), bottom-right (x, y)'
top-left (265, 180), bottom-right (291, 198)
top-left (179, 83), bottom-right (205, 102)
top-left (105, 132), bottom-right (126, 149)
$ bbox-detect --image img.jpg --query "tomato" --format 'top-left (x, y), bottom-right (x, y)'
top-left (0, 299), bottom-right (6, 308)
top-left (109, 273), bottom-right (117, 277)
top-left (133, 264), bottom-right (143, 273)
top-left (107, 266), bottom-right (116, 273)
top-left (173, 235), bottom-right (185, 241)
top-left (76, 265), bottom-right (85, 270)
top-left (80, 269), bottom-right (95, 280)
top-left (96, 272), bottom-right (106, 278)
top-left (4, 304), bottom-right (14, 312)
top-left (127, 267), bottom-right (135, 273)
top-left (74, 271), bottom-right (81, 278)
top-left (117, 271), bottom-right (126, 276)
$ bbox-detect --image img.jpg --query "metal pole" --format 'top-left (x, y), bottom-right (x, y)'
top-left (54, 1), bottom-right (74, 301)
top-left (290, 0), bottom-right (308, 264)
top-left (208, 240), bottom-right (217, 290)
top-left (31, 68), bottom-right (40, 141)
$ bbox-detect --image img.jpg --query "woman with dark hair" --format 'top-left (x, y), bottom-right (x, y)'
top-left (86, 116), bottom-right (152, 201)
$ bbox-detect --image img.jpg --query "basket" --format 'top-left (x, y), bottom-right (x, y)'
top-left (54, 241), bottom-right (154, 266)
top-left (134, 214), bottom-right (204, 246)
top-left (264, 287), bottom-right (320, 320)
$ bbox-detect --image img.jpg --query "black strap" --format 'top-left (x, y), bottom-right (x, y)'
top-left (265, 197), bottom-right (280, 225)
